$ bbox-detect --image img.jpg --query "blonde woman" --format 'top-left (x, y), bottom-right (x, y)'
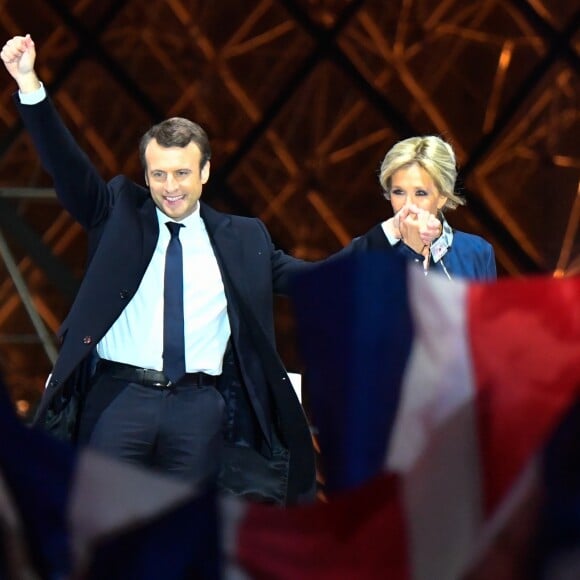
top-left (353, 136), bottom-right (496, 280)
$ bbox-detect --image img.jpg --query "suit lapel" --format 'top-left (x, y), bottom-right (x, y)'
top-left (201, 203), bottom-right (273, 445)
top-left (200, 203), bottom-right (247, 303)
top-left (200, 202), bottom-right (245, 355)
top-left (137, 197), bottom-right (161, 271)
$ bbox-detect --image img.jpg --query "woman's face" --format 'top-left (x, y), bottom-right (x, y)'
top-left (389, 163), bottom-right (447, 216)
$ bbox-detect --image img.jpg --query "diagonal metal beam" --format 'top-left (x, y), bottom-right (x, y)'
top-left (43, 0), bottom-right (164, 121)
top-left (0, 188), bottom-right (55, 199)
top-left (510, 1), bottom-right (580, 70)
top-left (0, 1), bottom-right (134, 160)
top-left (0, 199), bottom-right (79, 299)
top-left (208, 0), bottom-right (393, 193)
top-left (456, 8), bottom-right (580, 272)
top-left (0, 230), bottom-right (58, 364)
top-left (278, 0), bottom-right (418, 137)
top-left (462, 7), bottom-right (580, 177)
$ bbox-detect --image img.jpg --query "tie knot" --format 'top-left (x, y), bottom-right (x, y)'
top-left (166, 222), bottom-right (184, 238)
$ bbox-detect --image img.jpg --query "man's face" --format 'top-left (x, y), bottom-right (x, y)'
top-left (145, 139), bottom-right (210, 221)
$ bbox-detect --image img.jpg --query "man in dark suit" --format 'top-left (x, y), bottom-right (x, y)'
top-left (1, 34), bottom-right (317, 505)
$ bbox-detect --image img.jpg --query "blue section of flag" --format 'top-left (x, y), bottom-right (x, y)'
top-left (534, 397), bottom-right (580, 579)
top-left (291, 251), bottom-right (414, 493)
top-left (0, 376), bottom-right (76, 579)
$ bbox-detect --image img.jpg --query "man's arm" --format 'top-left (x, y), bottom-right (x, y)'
top-left (1, 34), bottom-right (114, 229)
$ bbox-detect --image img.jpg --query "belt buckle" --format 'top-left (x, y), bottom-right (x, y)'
top-left (151, 379), bottom-right (172, 388)
top-left (144, 369), bottom-right (172, 388)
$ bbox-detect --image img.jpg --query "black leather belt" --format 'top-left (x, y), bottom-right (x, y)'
top-left (98, 360), bottom-right (218, 388)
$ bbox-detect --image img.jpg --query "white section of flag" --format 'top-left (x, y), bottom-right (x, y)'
top-left (388, 268), bottom-right (482, 580)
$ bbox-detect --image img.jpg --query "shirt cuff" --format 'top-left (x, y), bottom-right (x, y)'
top-left (18, 83), bottom-right (46, 105)
top-left (381, 220), bottom-right (400, 247)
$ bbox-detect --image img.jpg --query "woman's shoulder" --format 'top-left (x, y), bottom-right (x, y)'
top-left (448, 228), bottom-right (497, 280)
top-left (452, 229), bottom-right (493, 252)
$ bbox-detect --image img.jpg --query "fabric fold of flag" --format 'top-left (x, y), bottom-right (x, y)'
top-left (288, 252), bottom-right (580, 580)
top-left (0, 374), bottom-right (219, 580)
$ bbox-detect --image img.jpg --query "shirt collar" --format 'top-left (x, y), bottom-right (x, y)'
top-left (155, 203), bottom-right (202, 234)
top-left (430, 215), bottom-right (454, 263)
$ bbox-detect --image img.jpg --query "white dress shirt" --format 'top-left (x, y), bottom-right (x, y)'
top-left (97, 206), bottom-right (231, 375)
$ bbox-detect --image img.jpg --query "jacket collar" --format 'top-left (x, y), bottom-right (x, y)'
top-left (430, 215), bottom-right (454, 263)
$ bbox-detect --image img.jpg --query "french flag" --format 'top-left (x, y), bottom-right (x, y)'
top-left (225, 252), bottom-right (580, 579)
top-left (2, 252), bottom-right (579, 579)
top-left (0, 374), bottom-right (220, 579)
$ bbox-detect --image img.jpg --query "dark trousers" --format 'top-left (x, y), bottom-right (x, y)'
top-left (77, 369), bottom-right (225, 483)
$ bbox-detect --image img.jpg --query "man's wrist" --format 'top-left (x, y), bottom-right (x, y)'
top-left (17, 71), bottom-right (42, 94)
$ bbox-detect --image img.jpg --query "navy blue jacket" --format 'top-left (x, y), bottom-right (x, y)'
top-left (349, 223), bottom-right (496, 281)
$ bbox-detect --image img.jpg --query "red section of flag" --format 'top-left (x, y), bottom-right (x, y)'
top-left (236, 473), bottom-right (410, 580)
top-left (468, 276), bottom-right (580, 516)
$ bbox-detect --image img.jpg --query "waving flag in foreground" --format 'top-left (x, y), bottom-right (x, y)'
top-left (0, 373), bottom-right (219, 580)
top-left (235, 251), bottom-right (579, 580)
top-left (1, 251), bottom-right (579, 580)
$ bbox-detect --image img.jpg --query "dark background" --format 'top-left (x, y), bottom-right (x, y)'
top-left (0, 0), bottom-right (578, 412)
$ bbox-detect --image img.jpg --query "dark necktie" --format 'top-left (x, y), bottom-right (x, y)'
top-left (163, 222), bottom-right (186, 383)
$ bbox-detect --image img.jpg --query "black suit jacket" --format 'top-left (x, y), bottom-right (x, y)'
top-left (16, 95), bottom-right (315, 503)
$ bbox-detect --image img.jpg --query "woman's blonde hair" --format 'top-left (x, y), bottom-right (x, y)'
top-left (379, 136), bottom-right (465, 210)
